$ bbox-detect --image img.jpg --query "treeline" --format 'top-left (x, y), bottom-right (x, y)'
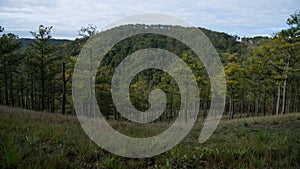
top-left (0, 12), bottom-right (299, 121)
top-left (0, 25), bottom-right (81, 114)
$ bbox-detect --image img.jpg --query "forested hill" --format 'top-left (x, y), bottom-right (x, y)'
top-left (17, 26), bottom-right (269, 55)
top-left (18, 38), bottom-right (70, 47)
top-left (0, 12), bottom-right (299, 120)
top-left (34, 25), bottom-right (270, 65)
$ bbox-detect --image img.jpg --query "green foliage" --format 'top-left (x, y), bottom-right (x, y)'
top-left (2, 140), bottom-right (21, 168)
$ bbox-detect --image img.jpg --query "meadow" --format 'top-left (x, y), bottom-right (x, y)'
top-left (0, 106), bottom-right (299, 168)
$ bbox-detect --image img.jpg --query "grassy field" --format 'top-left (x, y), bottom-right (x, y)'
top-left (0, 106), bottom-right (299, 169)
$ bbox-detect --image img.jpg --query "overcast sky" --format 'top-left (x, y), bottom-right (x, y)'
top-left (0, 0), bottom-right (299, 39)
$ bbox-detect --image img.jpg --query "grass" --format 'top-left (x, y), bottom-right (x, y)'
top-left (0, 106), bottom-right (300, 168)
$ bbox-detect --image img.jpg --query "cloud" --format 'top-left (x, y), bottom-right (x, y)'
top-left (0, 0), bottom-right (299, 39)
top-left (192, 0), bottom-right (300, 36)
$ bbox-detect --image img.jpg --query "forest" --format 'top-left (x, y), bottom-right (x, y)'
top-left (1, 12), bottom-right (299, 121)
top-left (0, 10), bottom-right (300, 168)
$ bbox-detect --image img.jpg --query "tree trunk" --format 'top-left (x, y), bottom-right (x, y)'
top-left (247, 102), bottom-right (250, 116)
top-left (185, 97), bottom-right (188, 123)
top-left (21, 80), bottom-right (25, 108)
top-left (255, 81), bottom-right (260, 116)
top-left (47, 96), bottom-right (50, 112)
top-left (286, 85), bottom-right (292, 114)
top-left (89, 49), bottom-right (93, 117)
top-left (276, 85), bottom-right (281, 115)
top-left (229, 87), bottom-right (234, 120)
top-left (255, 92), bottom-right (259, 116)
top-left (114, 106), bottom-right (117, 120)
top-left (9, 73), bottom-right (14, 107)
top-left (240, 99), bottom-right (243, 118)
top-left (50, 81), bottom-right (54, 113)
top-left (281, 52), bottom-right (291, 114)
top-left (205, 86), bottom-right (210, 111)
top-left (272, 89), bottom-right (276, 115)
top-left (61, 62), bottom-right (66, 115)
top-left (41, 42), bottom-right (45, 111)
top-left (293, 88), bottom-right (298, 113)
top-left (30, 74), bottom-right (35, 110)
top-left (25, 90), bottom-right (29, 109)
top-left (263, 85), bottom-right (266, 116)
top-left (170, 82), bottom-right (174, 120)
top-left (0, 83), bottom-right (2, 105)
top-left (4, 72), bottom-right (9, 106)
top-left (281, 77), bottom-right (287, 114)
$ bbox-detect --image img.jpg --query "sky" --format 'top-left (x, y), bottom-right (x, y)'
top-left (0, 0), bottom-right (299, 39)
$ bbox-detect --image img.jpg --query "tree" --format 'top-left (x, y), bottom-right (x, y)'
top-left (0, 29), bottom-right (22, 106)
top-left (78, 24), bottom-right (97, 38)
top-left (224, 53), bottom-right (243, 119)
top-left (246, 52), bottom-right (272, 116)
top-left (279, 11), bottom-right (300, 39)
top-left (251, 11), bottom-right (300, 115)
top-left (277, 11), bottom-right (300, 114)
top-left (30, 25), bottom-right (55, 111)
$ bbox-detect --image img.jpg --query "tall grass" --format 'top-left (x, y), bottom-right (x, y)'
top-left (0, 106), bottom-right (299, 168)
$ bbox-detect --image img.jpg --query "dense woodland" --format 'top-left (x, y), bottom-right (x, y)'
top-left (0, 12), bottom-right (299, 121)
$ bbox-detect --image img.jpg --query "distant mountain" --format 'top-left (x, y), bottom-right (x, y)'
top-left (16, 25), bottom-right (269, 61)
top-left (18, 38), bottom-right (70, 48)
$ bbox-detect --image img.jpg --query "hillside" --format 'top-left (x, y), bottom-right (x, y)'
top-left (18, 38), bottom-right (70, 48)
top-left (0, 106), bottom-right (299, 168)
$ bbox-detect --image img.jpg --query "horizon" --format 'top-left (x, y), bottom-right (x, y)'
top-left (13, 24), bottom-right (272, 41)
top-left (0, 0), bottom-right (299, 40)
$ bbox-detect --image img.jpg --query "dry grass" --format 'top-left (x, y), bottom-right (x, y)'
top-left (0, 106), bottom-right (299, 168)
